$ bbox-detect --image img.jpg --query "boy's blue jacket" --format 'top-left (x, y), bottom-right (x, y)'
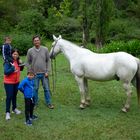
top-left (18, 77), bottom-right (34, 98)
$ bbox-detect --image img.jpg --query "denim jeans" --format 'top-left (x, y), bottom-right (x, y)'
top-left (4, 83), bottom-right (19, 113)
top-left (34, 73), bottom-right (51, 105)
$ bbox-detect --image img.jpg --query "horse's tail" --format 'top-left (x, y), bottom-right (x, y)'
top-left (136, 59), bottom-right (140, 105)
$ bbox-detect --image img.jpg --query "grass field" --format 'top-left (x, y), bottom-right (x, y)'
top-left (0, 54), bottom-right (140, 140)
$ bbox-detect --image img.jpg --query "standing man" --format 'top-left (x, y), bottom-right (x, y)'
top-left (26, 35), bottom-right (54, 109)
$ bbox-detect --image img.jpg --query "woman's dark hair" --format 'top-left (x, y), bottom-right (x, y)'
top-left (11, 49), bottom-right (20, 55)
top-left (11, 49), bottom-right (20, 64)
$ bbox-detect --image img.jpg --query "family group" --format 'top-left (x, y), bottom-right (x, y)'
top-left (2, 35), bottom-right (54, 126)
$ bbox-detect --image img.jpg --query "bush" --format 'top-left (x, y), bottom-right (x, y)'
top-left (92, 39), bottom-right (140, 57)
top-left (11, 33), bottom-right (33, 55)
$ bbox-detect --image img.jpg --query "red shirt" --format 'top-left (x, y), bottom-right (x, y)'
top-left (4, 60), bottom-right (20, 84)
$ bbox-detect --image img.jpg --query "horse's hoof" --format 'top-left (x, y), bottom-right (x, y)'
top-left (79, 104), bottom-right (85, 109)
top-left (121, 107), bottom-right (129, 113)
top-left (121, 108), bottom-right (127, 113)
top-left (84, 102), bottom-right (90, 107)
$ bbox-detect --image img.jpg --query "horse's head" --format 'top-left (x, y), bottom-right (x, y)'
top-left (50, 35), bottom-right (62, 59)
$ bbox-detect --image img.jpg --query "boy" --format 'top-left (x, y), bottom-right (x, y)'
top-left (18, 71), bottom-right (38, 126)
top-left (2, 36), bottom-right (13, 63)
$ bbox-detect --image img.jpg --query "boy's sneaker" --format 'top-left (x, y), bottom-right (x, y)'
top-left (12, 108), bottom-right (21, 115)
top-left (30, 115), bottom-right (38, 121)
top-left (6, 112), bottom-right (11, 120)
top-left (25, 120), bottom-right (32, 126)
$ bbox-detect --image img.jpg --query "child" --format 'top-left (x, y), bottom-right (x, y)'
top-left (2, 36), bottom-right (13, 63)
top-left (18, 71), bottom-right (38, 126)
top-left (2, 36), bottom-right (24, 65)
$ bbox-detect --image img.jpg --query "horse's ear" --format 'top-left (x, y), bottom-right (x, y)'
top-left (53, 35), bottom-right (57, 41)
top-left (58, 35), bottom-right (62, 39)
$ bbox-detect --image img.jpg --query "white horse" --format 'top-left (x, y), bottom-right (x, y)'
top-left (50, 35), bottom-right (140, 112)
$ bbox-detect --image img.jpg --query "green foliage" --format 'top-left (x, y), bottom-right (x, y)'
top-left (45, 17), bottom-right (82, 41)
top-left (108, 18), bottom-right (140, 41)
top-left (45, 4), bottom-right (82, 41)
top-left (0, 19), bottom-right (12, 32)
top-left (0, 0), bottom-right (140, 45)
top-left (16, 9), bottom-right (46, 35)
top-left (93, 40), bottom-right (140, 57)
top-left (10, 33), bottom-right (33, 55)
top-left (60, 0), bottom-right (72, 16)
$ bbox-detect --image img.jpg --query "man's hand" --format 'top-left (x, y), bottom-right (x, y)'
top-left (45, 73), bottom-right (48, 77)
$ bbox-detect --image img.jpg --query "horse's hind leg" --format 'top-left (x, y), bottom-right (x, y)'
top-left (75, 76), bottom-right (86, 109)
top-left (122, 81), bottom-right (132, 112)
top-left (84, 78), bottom-right (90, 107)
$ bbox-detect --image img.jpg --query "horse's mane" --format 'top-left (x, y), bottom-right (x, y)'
top-left (62, 39), bottom-right (81, 48)
top-left (61, 38), bottom-right (95, 55)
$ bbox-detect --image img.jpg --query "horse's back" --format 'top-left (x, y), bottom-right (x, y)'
top-left (71, 51), bottom-right (116, 80)
top-left (71, 51), bottom-right (138, 81)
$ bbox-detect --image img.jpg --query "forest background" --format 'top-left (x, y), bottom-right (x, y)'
top-left (0, 0), bottom-right (140, 55)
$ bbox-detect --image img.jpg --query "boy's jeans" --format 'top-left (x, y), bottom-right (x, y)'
top-left (34, 73), bottom-right (51, 105)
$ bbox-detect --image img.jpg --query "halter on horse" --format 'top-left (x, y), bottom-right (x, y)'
top-left (50, 35), bottom-right (140, 112)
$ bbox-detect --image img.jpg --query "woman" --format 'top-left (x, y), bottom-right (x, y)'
top-left (3, 49), bottom-right (24, 120)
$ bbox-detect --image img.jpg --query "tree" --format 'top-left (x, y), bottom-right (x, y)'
top-left (16, 9), bottom-right (46, 35)
top-left (94, 0), bottom-right (115, 48)
top-left (78, 0), bottom-right (94, 47)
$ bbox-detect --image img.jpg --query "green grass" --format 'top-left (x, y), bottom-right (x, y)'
top-left (0, 55), bottom-right (140, 140)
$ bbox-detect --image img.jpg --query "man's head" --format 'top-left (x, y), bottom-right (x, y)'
top-left (4, 36), bottom-right (12, 44)
top-left (27, 71), bottom-right (35, 79)
top-left (32, 35), bottom-right (41, 49)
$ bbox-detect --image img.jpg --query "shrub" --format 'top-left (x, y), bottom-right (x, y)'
top-left (11, 33), bottom-right (33, 55)
top-left (87, 39), bottom-right (140, 57)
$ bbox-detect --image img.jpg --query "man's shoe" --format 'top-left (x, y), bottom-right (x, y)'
top-left (12, 108), bottom-right (21, 114)
top-left (47, 104), bottom-right (54, 109)
top-left (6, 112), bottom-right (11, 120)
top-left (25, 120), bottom-right (32, 126)
top-left (30, 115), bottom-right (38, 121)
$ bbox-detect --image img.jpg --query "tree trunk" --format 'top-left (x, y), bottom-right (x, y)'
top-left (82, 16), bottom-right (89, 47)
top-left (82, 0), bottom-right (89, 47)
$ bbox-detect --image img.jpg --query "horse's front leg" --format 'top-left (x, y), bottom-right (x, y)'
top-left (84, 78), bottom-right (91, 107)
top-left (75, 76), bottom-right (86, 109)
top-left (122, 82), bottom-right (132, 113)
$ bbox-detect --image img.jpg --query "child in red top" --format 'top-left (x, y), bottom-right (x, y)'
top-left (3, 49), bottom-right (24, 120)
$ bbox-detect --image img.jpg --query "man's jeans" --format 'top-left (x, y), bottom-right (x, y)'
top-left (34, 73), bottom-right (51, 105)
